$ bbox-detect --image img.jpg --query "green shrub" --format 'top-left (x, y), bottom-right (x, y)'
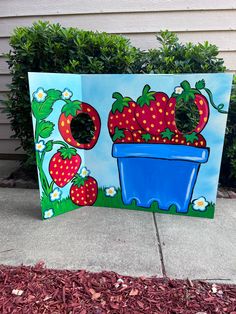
top-left (4, 21), bottom-right (143, 172)
top-left (4, 25), bottom-right (234, 186)
top-left (220, 77), bottom-right (236, 187)
top-left (144, 30), bottom-right (226, 73)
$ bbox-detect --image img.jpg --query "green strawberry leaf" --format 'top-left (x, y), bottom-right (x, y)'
top-left (173, 80), bottom-right (201, 104)
top-left (195, 79), bottom-right (205, 90)
top-left (38, 120), bottom-right (55, 138)
top-left (161, 128), bottom-right (175, 140)
top-left (111, 92), bottom-right (131, 113)
top-left (184, 132), bottom-right (198, 143)
top-left (45, 140), bottom-right (53, 152)
top-left (180, 80), bottom-right (191, 91)
top-left (112, 127), bottom-right (125, 141)
top-left (61, 100), bottom-right (81, 117)
top-left (72, 174), bottom-right (88, 187)
top-left (32, 89), bottom-right (61, 120)
top-left (137, 84), bottom-right (155, 107)
top-left (58, 146), bottom-right (77, 159)
top-left (142, 133), bottom-right (151, 142)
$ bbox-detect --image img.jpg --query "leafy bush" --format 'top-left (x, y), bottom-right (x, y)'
top-left (4, 25), bottom-right (234, 186)
top-left (220, 77), bottom-right (236, 187)
top-left (4, 21), bottom-right (143, 172)
top-left (144, 30), bottom-right (226, 74)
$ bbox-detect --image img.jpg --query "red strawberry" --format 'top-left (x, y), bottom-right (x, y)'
top-left (59, 100), bottom-right (101, 150)
top-left (49, 146), bottom-right (81, 187)
top-left (165, 80), bottom-right (209, 134)
top-left (70, 174), bottom-right (98, 206)
top-left (135, 85), bottom-right (169, 136)
top-left (108, 92), bottom-right (140, 138)
top-left (112, 127), bottom-right (133, 143)
top-left (170, 132), bottom-right (207, 147)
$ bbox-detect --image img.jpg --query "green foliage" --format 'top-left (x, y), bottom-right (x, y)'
top-left (143, 30), bottom-right (226, 73)
top-left (220, 76), bottom-right (236, 187)
top-left (4, 21), bottom-right (142, 173)
top-left (4, 24), bottom-right (234, 186)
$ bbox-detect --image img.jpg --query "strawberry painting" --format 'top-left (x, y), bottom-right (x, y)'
top-left (70, 174), bottom-right (98, 206)
top-left (59, 101), bottom-right (101, 150)
top-left (165, 80), bottom-right (210, 135)
top-left (108, 92), bottom-right (140, 138)
top-left (29, 73), bottom-right (232, 220)
top-left (135, 85), bottom-right (169, 136)
top-left (49, 145), bottom-right (81, 187)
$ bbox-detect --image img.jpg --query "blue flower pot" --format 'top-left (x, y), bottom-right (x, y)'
top-left (112, 144), bottom-right (209, 213)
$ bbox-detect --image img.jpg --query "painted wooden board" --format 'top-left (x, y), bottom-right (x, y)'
top-left (28, 72), bottom-right (232, 220)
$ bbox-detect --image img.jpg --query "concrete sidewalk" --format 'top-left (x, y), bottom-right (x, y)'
top-left (0, 188), bottom-right (235, 283)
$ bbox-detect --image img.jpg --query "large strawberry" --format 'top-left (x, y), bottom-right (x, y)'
top-left (112, 127), bottom-right (133, 143)
top-left (108, 92), bottom-right (140, 138)
top-left (59, 100), bottom-right (101, 150)
top-left (70, 174), bottom-right (98, 206)
top-left (49, 146), bottom-right (81, 187)
top-left (135, 85), bottom-right (169, 136)
top-left (165, 80), bottom-right (209, 135)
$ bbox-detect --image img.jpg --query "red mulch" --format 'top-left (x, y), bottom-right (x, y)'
top-left (0, 263), bottom-right (235, 313)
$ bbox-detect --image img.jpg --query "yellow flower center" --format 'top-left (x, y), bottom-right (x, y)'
top-left (197, 201), bottom-right (204, 206)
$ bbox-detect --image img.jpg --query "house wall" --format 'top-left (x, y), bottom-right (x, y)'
top-left (0, 0), bottom-right (235, 156)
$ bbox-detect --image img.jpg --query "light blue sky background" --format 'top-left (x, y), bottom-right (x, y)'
top-left (28, 73), bottom-right (233, 204)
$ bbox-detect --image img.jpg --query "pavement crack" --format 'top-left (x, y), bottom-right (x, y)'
top-left (152, 213), bottom-right (166, 277)
top-left (0, 249), bottom-right (14, 254)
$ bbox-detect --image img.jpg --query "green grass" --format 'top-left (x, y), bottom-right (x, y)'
top-left (41, 193), bottom-right (80, 219)
top-left (94, 188), bottom-right (215, 219)
top-left (40, 188), bottom-right (215, 219)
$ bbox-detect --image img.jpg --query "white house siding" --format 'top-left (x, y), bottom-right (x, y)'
top-left (0, 0), bottom-right (235, 155)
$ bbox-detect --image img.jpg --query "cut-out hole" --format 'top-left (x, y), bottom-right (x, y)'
top-left (70, 113), bottom-right (95, 144)
top-left (175, 99), bottom-right (200, 133)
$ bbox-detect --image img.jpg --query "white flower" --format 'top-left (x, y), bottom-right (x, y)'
top-left (79, 166), bottom-right (90, 178)
top-left (192, 197), bottom-right (209, 211)
top-left (49, 188), bottom-right (62, 202)
top-left (35, 140), bottom-right (46, 152)
top-left (105, 186), bottom-right (117, 197)
top-left (174, 86), bottom-right (184, 95)
top-left (44, 209), bottom-right (54, 219)
top-left (33, 87), bottom-right (47, 102)
top-left (62, 88), bottom-right (73, 100)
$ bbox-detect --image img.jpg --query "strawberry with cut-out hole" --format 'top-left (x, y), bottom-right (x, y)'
top-left (135, 85), bottom-right (169, 136)
top-left (49, 146), bottom-right (81, 187)
top-left (112, 127), bottom-right (133, 143)
top-left (108, 92), bottom-right (140, 139)
top-left (165, 80), bottom-right (209, 135)
top-left (59, 100), bottom-right (101, 150)
top-left (70, 174), bottom-right (98, 206)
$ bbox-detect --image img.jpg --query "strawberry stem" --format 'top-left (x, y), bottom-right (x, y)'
top-left (137, 84), bottom-right (155, 107)
top-left (202, 87), bottom-right (227, 114)
top-left (111, 92), bottom-right (132, 113)
top-left (72, 174), bottom-right (87, 187)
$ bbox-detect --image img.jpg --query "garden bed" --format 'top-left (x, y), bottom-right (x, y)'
top-left (0, 264), bottom-right (235, 313)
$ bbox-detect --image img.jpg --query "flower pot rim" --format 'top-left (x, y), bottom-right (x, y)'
top-left (112, 143), bottom-right (209, 163)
